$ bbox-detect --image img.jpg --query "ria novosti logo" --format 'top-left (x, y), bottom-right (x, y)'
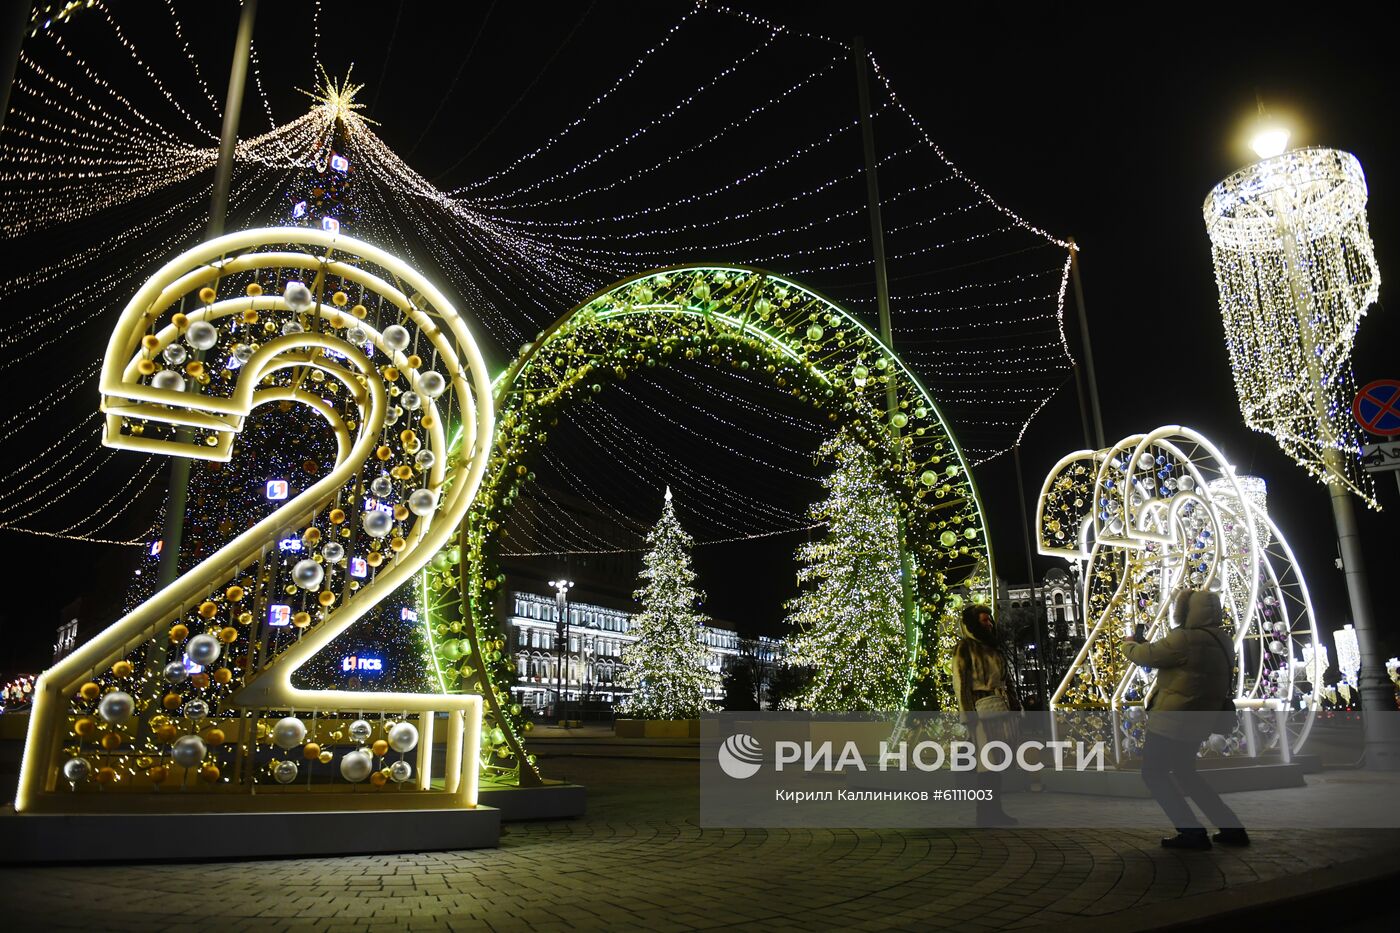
top-left (717, 733), bottom-right (764, 779)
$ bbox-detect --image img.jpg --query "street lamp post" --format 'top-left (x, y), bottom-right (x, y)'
top-left (1204, 127), bottom-right (1399, 768)
top-left (549, 579), bottom-right (573, 728)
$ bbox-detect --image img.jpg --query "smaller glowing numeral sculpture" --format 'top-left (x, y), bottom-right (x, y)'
top-left (1037, 426), bottom-right (1320, 757)
top-left (18, 228), bottom-right (493, 813)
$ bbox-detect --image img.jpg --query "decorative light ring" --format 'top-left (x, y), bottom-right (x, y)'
top-left (424, 265), bottom-right (995, 773)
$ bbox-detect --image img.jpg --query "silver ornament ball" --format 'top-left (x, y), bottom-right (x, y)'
top-left (348, 719), bottom-right (372, 742)
top-left (272, 760), bottom-right (299, 784)
top-left (283, 280), bottom-right (314, 312)
top-left (382, 324), bottom-right (411, 351)
top-left (151, 369), bottom-right (185, 392)
top-left (271, 716), bottom-right (307, 750)
top-left (162, 344), bottom-right (187, 365)
top-left (407, 488), bottom-right (439, 517)
top-left (387, 721), bottom-right (419, 753)
top-left (164, 660), bottom-right (188, 685)
top-left (389, 760), bottom-right (413, 784)
top-left (182, 698), bottom-right (209, 721)
top-left (362, 509), bottom-right (394, 538)
top-left (415, 371), bottom-right (447, 399)
top-left (98, 691), bottom-right (135, 724)
top-left (171, 734), bottom-right (207, 768)
top-left (186, 633), bottom-right (221, 666)
top-left (400, 391), bottom-right (422, 411)
top-left (414, 449), bottom-right (436, 471)
top-left (370, 475), bottom-right (394, 498)
top-left (339, 748), bottom-right (374, 783)
top-left (321, 541), bottom-right (345, 563)
top-left (63, 757), bottom-right (92, 784)
top-left (186, 320), bottom-right (219, 351)
top-left (292, 558), bottom-right (325, 590)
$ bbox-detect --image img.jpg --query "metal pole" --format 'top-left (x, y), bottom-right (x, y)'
top-left (155, 0), bottom-right (257, 589)
top-left (1068, 239), bottom-right (1106, 449)
top-left (0, 1), bottom-right (31, 134)
top-left (1013, 443), bottom-right (1050, 708)
top-left (853, 37), bottom-right (919, 675)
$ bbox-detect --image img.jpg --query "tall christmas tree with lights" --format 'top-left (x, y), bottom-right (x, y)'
top-left (618, 488), bottom-right (719, 719)
top-left (131, 71), bottom-right (428, 692)
top-left (784, 435), bottom-right (907, 711)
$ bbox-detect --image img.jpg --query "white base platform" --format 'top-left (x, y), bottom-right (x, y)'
top-left (479, 782), bottom-right (585, 820)
top-left (0, 805), bottom-right (500, 863)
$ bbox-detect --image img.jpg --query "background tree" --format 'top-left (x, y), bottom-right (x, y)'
top-left (618, 488), bottom-right (719, 719)
top-left (783, 435), bottom-right (906, 711)
top-left (720, 662), bottom-right (760, 711)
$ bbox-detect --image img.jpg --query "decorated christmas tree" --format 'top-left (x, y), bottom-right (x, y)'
top-left (783, 435), bottom-right (907, 710)
top-left (618, 488), bottom-right (719, 719)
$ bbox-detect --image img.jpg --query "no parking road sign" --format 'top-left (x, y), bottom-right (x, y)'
top-left (1352, 379), bottom-right (1400, 437)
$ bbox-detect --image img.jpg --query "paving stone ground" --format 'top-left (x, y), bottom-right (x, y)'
top-left (2, 756), bottom-right (1397, 932)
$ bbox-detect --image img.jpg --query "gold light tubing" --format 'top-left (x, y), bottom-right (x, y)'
top-left (18, 228), bottom-right (494, 814)
top-left (1203, 147), bottom-right (1381, 506)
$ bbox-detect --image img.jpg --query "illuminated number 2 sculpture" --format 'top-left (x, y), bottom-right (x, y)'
top-left (17, 228), bottom-right (493, 813)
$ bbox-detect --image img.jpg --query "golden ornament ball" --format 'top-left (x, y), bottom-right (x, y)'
top-left (225, 585), bottom-right (245, 602)
top-left (190, 672), bottom-right (210, 690)
top-left (203, 728), bottom-right (226, 746)
top-left (303, 742), bottom-right (321, 760)
top-left (147, 765), bottom-right (168, 783)
top-left (317, 591), bottom-right (335, 607)
top-left (101, 732), bottom-right (123, 750)
top-left (185, 360), bottom-right (205, 377)
top-left (318, 750), bottom-right (333, 764)
top-left (371, 740), bottom-right (389, 757)
top-left (212, 667), bottom-right (233, 685)
top-left (366, 552), bottom-right (384, 567)
top-left (421, 413), bottom-right (436, 429)
top-left (74, 717), bottom-right (97, 738)
top-left (393, 504), bottom-right (409, 522)
top-left (79, 682), bottom-right (101, 701)
top-left (303, 526), bottom-right (322, 544)
top-left (405, 354), bottom-right (422, 370)
top-left (370, 771), bottom-right (388, 787)
top-left (136, 756), bottom-right (154, 769)
top-left (255, 721), bottom-right (269, 739)
top-left (242, 308), bottom-right (259, 324)
top-left (112, 659), bottom-right (134, 678)
top-left (329, 508), bottom-right (346, 524)
top-left (141, 334), bottom-right (161, 353)
top-left (332, 290), bottom-right (348, 306)
top-left (391, 465), bottom-right (413, 480)
top-left (218, 626), bottom-right (238, 643)
top-left (149, 714), bottom-right (170, 729)
top-left (198, 601), bottom-right (218, 619)
top-left (292, 611), bottom-right (312, 629)
top-left (352, 303), bottom-right (367, 318)
top-left (198, 286), bottom-right (217, 304)
top-left (171, 312), bottom-right (189, 329)
top-left (383, 365), bottom-right (400, 381)
top-left (375, 445), bottom-right (393, 461)
top-left (156, 723), bottom-right (179, 742)
top-left (169, 623), bottom-right (189, 643)
top-left (95, 767), bottom-right (118, 785)
top-left (246, 282), bottom-right (263, 297)
top-left (199, 764), bottom-right (220, 783)
top-left (137, 359), bottom-right (156, 376)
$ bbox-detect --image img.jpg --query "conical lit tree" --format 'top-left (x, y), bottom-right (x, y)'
top-left (618, 488), bottom-right (719, 719)
top-left (784, 435), bottom-right (907, 710)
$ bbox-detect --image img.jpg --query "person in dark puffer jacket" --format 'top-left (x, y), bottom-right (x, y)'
top-left (1122, 588), bottom-right (1248, 850)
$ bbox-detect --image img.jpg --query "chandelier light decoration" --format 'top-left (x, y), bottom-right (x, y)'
top-left (1037, 426), bottom-right (1321, 759)
top-left (1203, 148), bottom-right (1381, 506)
top-left (18, 228), bottom-right (496, 813)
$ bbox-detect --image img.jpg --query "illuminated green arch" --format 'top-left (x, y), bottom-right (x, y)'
top-left (421, 266), bottom-right (995, 784)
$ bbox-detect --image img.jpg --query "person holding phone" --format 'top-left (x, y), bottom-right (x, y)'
top-left (1122, 588), bottom-right (1248, 850)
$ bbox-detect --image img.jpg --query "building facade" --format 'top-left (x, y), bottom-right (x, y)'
top-left (996, 566), bottom-right (1085, 706)
top-left (505, 588), bottom-right (783, 712)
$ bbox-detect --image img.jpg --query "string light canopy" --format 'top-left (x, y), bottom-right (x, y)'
top-left (1203, 147), bottom-right (1381, 507)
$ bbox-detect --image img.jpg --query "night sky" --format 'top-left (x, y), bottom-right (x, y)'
top-left (3, 3), bottom-right (1397, 674)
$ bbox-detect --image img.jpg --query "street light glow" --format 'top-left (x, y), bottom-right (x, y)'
top-left (1250, 125), bottom-right (1290, 159)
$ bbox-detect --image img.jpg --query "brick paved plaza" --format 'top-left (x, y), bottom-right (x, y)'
top-left (3, 753), bottom-right (1398, 931)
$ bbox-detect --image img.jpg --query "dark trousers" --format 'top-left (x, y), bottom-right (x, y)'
top-left (1140, 731), bottom-right (1242, 832)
